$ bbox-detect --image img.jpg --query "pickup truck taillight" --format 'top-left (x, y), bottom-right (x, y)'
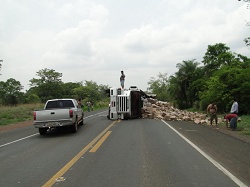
top-left (34, 112), bottom-right (36, 120)
top-left (69, 109), bottom-right (73, 118)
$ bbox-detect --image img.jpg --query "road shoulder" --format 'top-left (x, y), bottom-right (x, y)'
top-left (0, 120), bottom-right (33, 132)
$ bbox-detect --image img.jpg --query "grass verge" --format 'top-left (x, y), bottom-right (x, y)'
top-left (237, 115), bottom-right (250, 135)
top-left (0, 103), bottom-right (43, 126)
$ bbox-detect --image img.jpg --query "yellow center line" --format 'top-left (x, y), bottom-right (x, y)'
top-left (89, 131), bottom-right (112, 152)
top-left (42, 121), bottom-right (117, 187)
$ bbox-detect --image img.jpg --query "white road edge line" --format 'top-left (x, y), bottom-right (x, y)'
top-left (0, 133), bottom-right (39, 148)
top-left (0, 110), bottom-right (108, 148)
top-left (162, 120), bottom-right (247, 187)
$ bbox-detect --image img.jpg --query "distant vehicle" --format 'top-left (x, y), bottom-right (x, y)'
top-left (33, 99), bottom-right (84, 135)
top-left (107, 86), bottom-right (149, 120)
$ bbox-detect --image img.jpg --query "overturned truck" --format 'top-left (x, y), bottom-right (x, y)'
top-left (107, 86), bottom-right (149, 120)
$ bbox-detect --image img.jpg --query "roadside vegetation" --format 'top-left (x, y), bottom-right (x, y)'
top-left (0, 103), bottom-right (42, 125)
top-left (216, 114), bottom-right (250, 135)
top-left (0, 100), bottom-right (109, 126)
top-left (0, 43), bottom-right (249, 135)
top-left (236, 115), bottom-right (250, 135)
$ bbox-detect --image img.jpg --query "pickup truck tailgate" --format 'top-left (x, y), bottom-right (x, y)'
top-left (35, 109), bottom-right (71, 122)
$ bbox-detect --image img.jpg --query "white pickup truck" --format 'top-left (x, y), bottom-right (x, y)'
top-left (33, 99), bottom-right (84, 135)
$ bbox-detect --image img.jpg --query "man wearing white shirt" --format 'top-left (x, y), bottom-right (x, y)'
top-left (230, 98), bottom-right (239, 114)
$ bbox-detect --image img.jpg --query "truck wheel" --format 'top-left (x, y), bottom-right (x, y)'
top-left (71, 120), bottom-right (78, 133)
top-left (79, 114), bottom-right (84, 126)
top-left (39, 128), bottom-right (47, 135)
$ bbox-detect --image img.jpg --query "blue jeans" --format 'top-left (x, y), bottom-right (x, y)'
top-left (120, 80), bottom-right (124, 87)
top-left (230, 117), bottom-right (238, 129)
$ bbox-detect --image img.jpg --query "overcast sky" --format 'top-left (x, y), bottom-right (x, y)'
top-left (0, 0), bottom-right (249, 91)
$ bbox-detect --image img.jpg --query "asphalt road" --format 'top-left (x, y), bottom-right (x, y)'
top-left (0, 109), bottom-right (249, 187)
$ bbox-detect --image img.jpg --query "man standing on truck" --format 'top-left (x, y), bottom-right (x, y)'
top-left (120, 70), bottom-right (125, 89)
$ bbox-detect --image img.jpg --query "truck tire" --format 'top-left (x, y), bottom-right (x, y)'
top-left (71, 120), bottom-right (78, 133)
top-left (79, 114), bottom-right (84, 126)
top-left (39, 128), bottom-right (47, 135)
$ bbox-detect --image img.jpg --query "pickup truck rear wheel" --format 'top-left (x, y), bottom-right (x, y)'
top-left (71, 120), bottom-right (78, 133)
top-left (39, 128), bottom-right (47, 135)
top-left (79, 115), bottom-right (84, 126)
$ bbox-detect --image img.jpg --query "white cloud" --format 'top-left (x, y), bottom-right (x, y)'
top-left (0, 0), bottom-right (249, 92)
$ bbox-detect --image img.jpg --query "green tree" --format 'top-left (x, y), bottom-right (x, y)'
top-left (202, 43), bottom-right (231, 77)
top-left (0, 78), bottom-right (24, 105)
top-left (26, 94), bottom-right (41, 103)
top-left (188, 66), bottom-right (206, 109)
top-left (199, 74), bottom-right (228, 113)
top-left (168, 75), bottom-right (182, 107)
top-left (72, 80), bottom-right (106, 105)
top-left (62, 82), bottom-right (83, 98)
top-left (223, 67), bottom-right (250, 114)
top-left (85, 81), bottom-right (106, 102)
top-left (197, 43), bottom-right (245, 112)
top-left (147, 73), bottom-right (169, 101)
top-left (29, 68), bottom-right (62, 86)
top-left (98, 84), bottom-right (110, 99)
top-left (199, 64), bottom-right (250, 114)
top-left (29, 68), bottom-right (63, 102)
top-left (168, 59), bottom-right (200, 109)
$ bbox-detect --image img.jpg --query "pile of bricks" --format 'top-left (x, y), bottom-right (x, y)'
top-left (141, 98), bottom-right (224, 125)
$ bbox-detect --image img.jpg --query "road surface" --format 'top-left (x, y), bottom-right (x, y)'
top-left (0, 109), bottom-right (249, 187)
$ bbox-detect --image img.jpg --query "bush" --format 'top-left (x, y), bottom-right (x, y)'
top-left (26, 94), bottom-right (41, 103)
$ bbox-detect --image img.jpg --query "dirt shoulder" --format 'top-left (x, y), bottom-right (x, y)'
top-left (215, 124), bottom-right (250, 144)
top-left (0, 120), bottom-right (33, 132)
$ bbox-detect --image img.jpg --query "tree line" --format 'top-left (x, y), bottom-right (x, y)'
top-left (147, 43), bottom-right (250, 115)
top-left (0, 68), bottom-right (110, 107)
top-left (0, 43), bottom-right (249, 114)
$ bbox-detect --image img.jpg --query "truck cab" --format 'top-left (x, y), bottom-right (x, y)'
top-left (108, 86), bottom-right (143, 120)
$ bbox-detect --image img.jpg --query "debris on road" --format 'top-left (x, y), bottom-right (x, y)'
top-left (142, 98), bottom-right (226, 125)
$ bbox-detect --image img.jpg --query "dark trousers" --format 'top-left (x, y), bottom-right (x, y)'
top-left (230, 117), bottom-right (238, 129)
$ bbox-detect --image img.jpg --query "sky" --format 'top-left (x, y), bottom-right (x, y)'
top-left (0, 0), bottom-right (249, 92)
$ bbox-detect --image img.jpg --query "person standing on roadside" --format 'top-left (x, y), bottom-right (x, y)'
top-left (78, 99), bottom-right (83, 108)
top-left (87, 101), bottom-right (91, 112)
top-left (207, 101), bottom-right (218, 128)
top-left (230, 98), bottom-right (239, 114)
top-left (120, 70), bottom-right (125, 89)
